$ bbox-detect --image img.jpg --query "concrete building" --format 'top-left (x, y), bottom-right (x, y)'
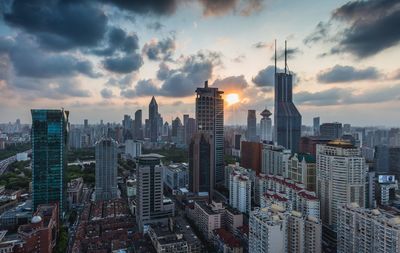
top-left (67, 177), bottom-right (83, 208)
top-left (95, 138), bottom-right (118, 201)
top-left (337, 203), bottom-right (400, 253)
top-left (241, 141), bottom-right (262, 174)
top-left (316, 141), bottom-right (367, 231)
top-left (246, 110), bottom-right (257, 142)
top-left (313, 117), bottom-right (320, 136)
top-left (134, 109), bottom-right (143, 140)
top-left (189, 201), bottom-right (224, 240)
top-left (163, 163), bottom-right (188, 192)
top-left (261, 143), bottom-right (291, 176)
top-left (320, 122), bottom-right (342, 139)
top-left (125, 139), bottom-right (142, 159)
top-left (195, 81), bottom-right (224, 184)
top-left (288, 153), bottom-right (317, 192)
top-left (136, 154), bottom-right (172, 231)
top-left (229, 171), bottom-right (251, 214)
top-left (185, 117), bottom-right (197, 146)
top-left (260, 109), bottom-right (272, 142)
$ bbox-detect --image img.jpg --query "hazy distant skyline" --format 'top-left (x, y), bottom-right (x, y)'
top-left (0, 0), bottom-right (399, 126)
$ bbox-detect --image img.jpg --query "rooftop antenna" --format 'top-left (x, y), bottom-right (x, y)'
top-left (274, 39), bottom-right (277, 76)
top-left (285, 40), bottom-right (287, 75)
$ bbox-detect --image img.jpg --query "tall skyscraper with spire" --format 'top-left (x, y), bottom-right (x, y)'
top-left (274, 40), bottom-right (302, 153)
top-left (260, 108), bottom-right (272, 142)
top-left (149, 96), bottom-right (159, 143)
top-left (195, 81), bottom-right (224, 184)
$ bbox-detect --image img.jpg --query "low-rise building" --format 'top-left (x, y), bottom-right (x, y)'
top-left (163, 163), bottom-right (188, 192)
top-left (212, 228), bottom-right (243, 253)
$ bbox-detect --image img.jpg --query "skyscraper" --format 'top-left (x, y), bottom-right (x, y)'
top-left (246, 110), bottom-right (257, 142)
top-left (134, 109), bottom-right (143, 140)
top-left (195, 81), bottom-right (224, 183)
top-left (185, 117), bottom-right (197, 145)
top-left (189, 133), bottom-right (214, 201)
top-left (274, 41), bottom-right (302, 153)
top-left (320, 122), bottom-right (343, 139)
top-left (229, 170), bottom-right (251, 214)
top-left (31, 109), bottom-right (69, 215)
top-left (95, 138), bottom-right (118, 201)
top-left (149, 96), bottom-right (159, 142)
top-left (313, 117), bottom-right (320, 136)
top-left (316, 141), bottom-right (367, 232)
top-left (260, 108), bottom-right (272, 142)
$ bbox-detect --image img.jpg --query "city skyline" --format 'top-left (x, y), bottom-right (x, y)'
top-left (0, 0), bottom-right (399, 126)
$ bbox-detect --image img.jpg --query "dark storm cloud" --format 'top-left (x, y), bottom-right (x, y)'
top-left (157, 62), bottom-right (176, 80)
top-left (252, 65), bottom-right (283, 87)
top-left (212, 75), bottom-right (248, 91)
top-left (3, 0), bottom-right (108, 51)
top-left (91, 27), bottom-right (139, 56)
top-left (103, 0), bottom-right (178, 15)
top-left (295, 85), bottom-right (400, 106)
top-left (0, 35), bottom-right (98, 79)
top-left (134, 79), bottom-right (160, 96)
top-left (100, 88), bottom-right (114, 99)
top-left (199, 0), bottom-right (264, 16)
top-left (105, 74), bottom-right (135, 89)
top-left (103, 53), bottom-right (143, 73)
top-left (142, 37), bottom-right (176, 61)
top-left (306, 0), bottom-right (400, 58)
top-left (317, 65), bottom-right (381, 83)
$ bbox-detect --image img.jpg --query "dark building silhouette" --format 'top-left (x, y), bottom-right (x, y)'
top-left (134, 109), bottom-right (143, 140)
top-left (274, 41), bottom-right (301, 153)
top-left (189, 133), bottom-right (214, 201)
top-left (320, 122), bottom-right (343, 139)
top-left (374, 145), bottom-right (400, 179)
top-left (185, 118), bottom-right (197, 145)
top-left (240, 141), bottom-right (262, 174)
top-left (246, 110), bottom-right (257, 142)
top-left (149, 96), bottom-right (159, 142)
top-left (299, 136), bottom-right (332, 157)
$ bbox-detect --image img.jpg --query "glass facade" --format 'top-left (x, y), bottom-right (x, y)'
top-left (31, 109), bottom-right (69, 216)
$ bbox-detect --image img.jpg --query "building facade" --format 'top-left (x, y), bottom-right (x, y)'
top-left (246, 110), bottom-right (257, 142)
top-left (149, 97), bottom-right (159, 142)
top-left (260, 109), bottom-right (272, 142)
top-left (229, 171), bottom-right (251, 214)
top-left (95, 138), bottom-right (118, 201)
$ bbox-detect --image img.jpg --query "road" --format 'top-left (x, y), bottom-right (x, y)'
top-left (0, 149), bottom-right (31, 175)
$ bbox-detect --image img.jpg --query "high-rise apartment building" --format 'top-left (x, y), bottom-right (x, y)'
top-left (31, 109), bottom-right (69, 215)
top-left (337, 203), bottom-right (400, 253)
top-left (229, 171), bottom-right (251, 214)
top-left (195, 81), bottom-right (224, 184)
top-left (288, 153), bottom-right (317, 192)
top-left (189, 133), bottom-right (214, 200)
top-left (246, 110), bottom-right (257, 142)
top-left (274, 41), bottom-right (302, 153)
top-left (261, 143), bottom-right (291, 176)
top-left (134, 109), bottom-right (143, 140)
top-left (320, 122), bottom-right (343, 139)
top-left (149, 96), bottom-right (159, 142)
top-left (260, 109), bottom-right (272, 142)
top-left (241, 141), bottom-right (263, 174)
top-left (316, 141), bottom-right (367, 231)
top-left (95, 138), bottom-right (118, 201)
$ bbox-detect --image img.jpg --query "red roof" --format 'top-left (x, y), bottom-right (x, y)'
top-left (214, 228), bottom-right (241, 248)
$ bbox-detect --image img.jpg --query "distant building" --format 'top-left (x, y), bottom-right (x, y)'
top-left (246, 110), bottom-right (257, 142)
top-left (261, 143), bottom-right (291, 176)
top-left (125, 139), bottom-right (142, 159)
top-left (163, 163), bottom-right (188, 191)
top-left (31, 109), bottom-right (69, 216)
top-left (316, 141), bottom-right (367, 231)
top-left (134, 109), bottom-right (143, 140)
top-left (288, 153), bottom-right (317, 192)
top-left (95, 138), bottom-right (118, 201)
top-left (337, 203), bottom-right (400, 253)
top-left (185, 118), bottom-right (197, 146)
top-left (374, 145), bottom-right (400, 180)
top-left (67, 177), bottom-right (83, 208)
top-left (299, 136), bottom-right (332, 157)
top-left (241, 141), bottom-right (262, 174)
top-left (320, 122), bottom-right (342, 139)
top-left (313, 117), bottom-right (320, 136)
top-left (260, 109), bottom-right (272, 142)
top-left (195, 81), bottom-right (224, 184)
top-left (149, 97), bottom-right (159, 142)
top-left (188, 201), bottom-right (224, 240)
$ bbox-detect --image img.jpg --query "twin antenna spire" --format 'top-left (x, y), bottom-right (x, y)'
top-left (274, 39), bottom-right (289, 75)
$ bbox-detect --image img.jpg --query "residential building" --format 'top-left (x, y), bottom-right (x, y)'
top-left (241, 141), bottom-right (262, 174)
top-left (316, 141), bottom-right (367, 231)
top-left (125, 139), bottom-right (142, 159)
top-left (288, 153), bottom-right (317, 192)
top-left (188, 201), bottom-right (224, 240)
top-left (31, 109), bottom-right (69, 216)
top-left (229, 171), bottom-right (251, 214)
top-left (261, 143), bottom-right (291, 176)
top-left (95, 138), bottom-right (118, 201)
top-left (299, 136), bottom-right (332, 157)
top-left (195, 80), bottom-right (224, 184)
top-left (337, 203), bottom-right (400, 253)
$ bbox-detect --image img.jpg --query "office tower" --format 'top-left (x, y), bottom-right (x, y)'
top-left (261, 143), bottom-right (291, 176)
top-left (313, 117), bottom-right (320, 136)
top-left (374, 145), bottom-right (400, 180)
top-left (122, 114), bottom-right (133, 140)
top-left (162, 122), bottom-right (169, 137)
top-left (343, 123), bottom-right (351, 134)
top-left (157, 113), bottom-right (163, 138)
top-left (240, 141), bottom-right (262, 173)
top-left (171, 117), bottom-right (182, 138)
top-left (95, 138), bottom-right (118, 201)
top-left (134, 109), bottom-right (143, 140)
top-left (260, 109), bottom-right (272, 142)
top-left (84, 119), bottom-right (88, 128)
top-left (288, 153), bottom-right (317, 192)
top-left (316, 141), bottom-right (367, 231)
top-left (337, 203), bottom-right (400, 253)
top-left (69, 128), bottom-right (82, 149)
top-left (189, 133), bottom-right (214, 200)
top-left (246, 110), bottom-right (257, 142)
top-left (274, 41), bottom-right (302, 153)
top-left (299, 136), bottom-right (332, 157)
top-left (185, 117), bottom-right (196, 145)
top-left (195, 80), bottom-right (224, 184)
top-left (149, 96), bottom-right (159, 142)
top-left (183, 114), bottom-right (189, 127)
top-left (145, 119), bottom-right (150, 139)
top-left (320, 122), bottom-right (343, 139)
top-left (31, 109), bottom-right (69, 215)
top-left (125, 139), bottom-right (142, 159)
top-left (229, 171), bottom-right (251, 214)
top-left (136, 154), bottom-right (169, 231)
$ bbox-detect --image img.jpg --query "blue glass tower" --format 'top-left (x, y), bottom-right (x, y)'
top-left (31, 109), bottom-right (69, 216)
top-left (274, 41), bottom-right (302, 153)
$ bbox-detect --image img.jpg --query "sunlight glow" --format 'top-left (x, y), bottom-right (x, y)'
top-left (226, 93), bottom-right (240, 105)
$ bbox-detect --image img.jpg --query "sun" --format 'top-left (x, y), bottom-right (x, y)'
top-left (226, 93), bottom-right (240, 105)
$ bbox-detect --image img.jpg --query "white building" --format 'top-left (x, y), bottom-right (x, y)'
top-left (229, 171), bottom-right (252, 214)
top-left (125, 139), bottom-right (142, 159)
top-left (337, 203), bottom-right (400, 253)
top-left (288, 153), bottom-right (316, 192)
top-left (95, 138), bottom-right (118, 201)
top-left (16, 152), bottom-right (29, 161)
top-left (261, 143), bottom-right (291, 176)
top-left (316, 141), bottom-right (367, 230)
top-left (163, 163), bottom-right (188, 191)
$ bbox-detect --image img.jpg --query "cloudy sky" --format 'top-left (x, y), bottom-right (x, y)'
top-left (0, 0), bottom-right (399, 126)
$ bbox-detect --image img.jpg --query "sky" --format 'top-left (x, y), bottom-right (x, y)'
top-left (0, 0), bottom-right (399, 126)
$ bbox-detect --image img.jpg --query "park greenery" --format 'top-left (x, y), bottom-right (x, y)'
top-left (0, 160), bottom-right (31, 190)
top-left (54, 226), bottom-right (68, 253)
top-left (0, 142), bottom-right (31, 160)
top-left (143, 147), bottom-right (188, 163)
top-left (67, 147), bottom-right (95, 163)
top-left (66, 163), bottom-right (95, 185)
